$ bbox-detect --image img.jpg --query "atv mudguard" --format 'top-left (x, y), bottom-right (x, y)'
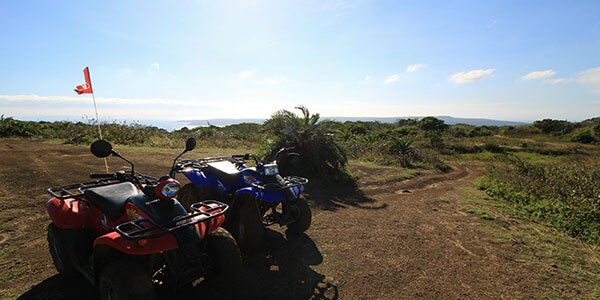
top-left (47, 197), bottom-right (97, 229)
top-left (183, 170), bottom-right (211, 188)
top-left (93, 231), bottom-right (179, 255)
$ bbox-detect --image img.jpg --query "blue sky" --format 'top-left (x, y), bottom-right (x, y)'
top-left (1, 0), bottom-right (599, 124)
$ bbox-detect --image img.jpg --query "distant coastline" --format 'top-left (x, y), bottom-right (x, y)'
top-left (177, 116), bottom-right (529, 130)
top-left (6, 115), bottom-right (530, 132)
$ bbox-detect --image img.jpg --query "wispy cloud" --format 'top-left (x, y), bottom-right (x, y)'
top-left (448, 69), bottom-right (495, 84)
top-left (364, 75), bottom-right (371, 82)
top-left (487, 19), bottom-right (498, 28)
top-left (544, 78), bottom-right (569, 84)
top-left (0, 94), bottom-right (206, 107)
top-left (406, 64), bottom-right (424, 72)
top-left (385, 74), bottom-right (400, 83)
top-left (239, 69), bottom-right (257, 79)
top-left (149, 62), bottom-right (160, 72)
top-left (116, 67), bottom-right (133, 79)
top-left (521, 69), bottom-right (556, 80)
top-left (577, 67), bottom-right (600, 84)
top-left (577, 67), bottom-right (600, 94)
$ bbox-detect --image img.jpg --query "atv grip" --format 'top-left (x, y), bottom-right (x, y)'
top-left (90, 173), bottom-right (114, 179)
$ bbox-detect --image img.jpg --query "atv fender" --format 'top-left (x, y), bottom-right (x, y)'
top-left (47, 197), bottom-right (96, 229)
top-left (234, 187), bottom-right (259, 199)
top-left (93, 231), bottom-right (179, 256)
top-left (183, 171), bottom-right (211, 187)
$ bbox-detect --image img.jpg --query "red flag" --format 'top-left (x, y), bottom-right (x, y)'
top-left (74, 67), bottom-right (93, 95)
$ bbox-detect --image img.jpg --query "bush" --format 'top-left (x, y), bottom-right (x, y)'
top-left (386, 136), bottom-right (417, 167)
top-left (479, 158), bottom-right (600, 244)
top-left (533, 119), bottom-right (576, 135)
top-left (417, 117), bottom-right (448, 132)
top-left (571, 130), bottom-right (597, 144)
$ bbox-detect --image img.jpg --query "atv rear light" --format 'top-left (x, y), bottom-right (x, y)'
top-left (264, 163), bottom-right (279, 176)
top-left (137, 239), bottom-right (148, 247)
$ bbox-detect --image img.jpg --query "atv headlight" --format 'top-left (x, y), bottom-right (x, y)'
top-left (155, 179), bottom-right (181, 199)
top-left (264, 163), bottom-right (279, 176)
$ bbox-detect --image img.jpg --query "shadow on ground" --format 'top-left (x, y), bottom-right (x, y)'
top-left (305, 182), bottom-right (388, 211)
top-left (18, 230), bottom-right (335, 300)
top-left (17, 276), bottom-right (98, 300)
top-left (190, 229), bottom-right (336, 300)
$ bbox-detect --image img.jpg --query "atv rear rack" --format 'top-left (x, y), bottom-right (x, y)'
top-left (176, 157), bottom-right (244, 172)
top-left (251, 176), bottom-right (308, 191)
top-left (47, 173), bottom-right (157, 200)
top-left (114, 200), bottom-right (228, 240)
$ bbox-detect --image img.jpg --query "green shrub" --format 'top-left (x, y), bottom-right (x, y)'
top-left (572, 130), bottom-right (597, 144)
top-left (417, 117), bottom-right (448, 132)
top-left (479, 159), bottom-right (600, 244)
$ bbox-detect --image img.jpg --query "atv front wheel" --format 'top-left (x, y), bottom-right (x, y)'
top-left (287, 196), bottom-right (312, 234)
top-left (177, 183), bottom-right (200, 210)
top-left (98, 260), bottom-right (156, 300)
top-left (178, 183), bottom-right (219, 211)
top-left (47, 223), bottom-right (77, 277)
top-left (204, 227), bottom-right (242, 287)
top-left (231, 195), bottom-right (264, 252)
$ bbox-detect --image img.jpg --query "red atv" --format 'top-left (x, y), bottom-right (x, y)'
top-left (46, 138), bottom-right (241, 300)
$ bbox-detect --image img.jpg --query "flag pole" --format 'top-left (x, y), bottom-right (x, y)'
top-left (88, 71), bottom-right (109, 173)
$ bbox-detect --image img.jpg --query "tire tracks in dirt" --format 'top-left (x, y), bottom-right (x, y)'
top-left (307, 164), bottom-right (548, 299)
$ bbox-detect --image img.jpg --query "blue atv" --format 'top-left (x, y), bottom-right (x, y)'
top-left (175, 148), bottom-right (311, 251)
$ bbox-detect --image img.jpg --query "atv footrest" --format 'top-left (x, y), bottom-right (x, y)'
top-left (115, 200), bottom-right (228, 240)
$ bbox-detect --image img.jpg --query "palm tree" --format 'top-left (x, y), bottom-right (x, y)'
top-left (263, 106), bottom-right (351, 183)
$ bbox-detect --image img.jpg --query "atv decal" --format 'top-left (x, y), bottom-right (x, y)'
top-left (101, 215), bottom-right (108, 231)
top-left (126, 207), bottom-right (142, 221)
top-left (217, 181), bottom-right (226, 192)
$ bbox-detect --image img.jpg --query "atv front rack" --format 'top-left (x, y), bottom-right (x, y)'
top-left (47, 173), bottom-right (158, 200)
top-left (251, 176), bottom-right (308, 191)
top-left (114, 200), bottom-right (228, 240)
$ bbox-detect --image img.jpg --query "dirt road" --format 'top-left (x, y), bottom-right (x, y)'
top-left (0, 139), bottom-right (596, 299)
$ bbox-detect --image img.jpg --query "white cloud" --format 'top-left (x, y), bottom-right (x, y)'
top-left (578, 67), bottom-right (600, 94)
top-left (406, 64), bottom-right (424, 72)
top-left (385, 74), bottom-right (400, 83)
top-left (521, 70), bottom-right (556, 80)
top-left (0, 94), bottom-right (206, 107)
top-left (364, 75), bottom-right (371, 82)
top-left (448, 69), bottom-right (495, 84)
top-left (239, 69), bottom-right (257, 79)
top-left (577, 67), bottom-right (600, 84)
top-left (116, 67), bottom-right (133, 78)
top-left (149, 62), bottom-right (160, 72)
top-left (544, 78), bottom-right (569, 84)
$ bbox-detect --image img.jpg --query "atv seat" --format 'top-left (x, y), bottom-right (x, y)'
top-left (206, 161), bottom-right (242, 186)
top-left (84, 182), bottom-right (139, 220)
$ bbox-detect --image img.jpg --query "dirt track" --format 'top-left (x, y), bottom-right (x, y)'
top-left (0, 139), bottom-right (578, 299)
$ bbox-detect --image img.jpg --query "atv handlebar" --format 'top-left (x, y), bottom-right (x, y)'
top-left (90, 173), bottom-right (115, 179)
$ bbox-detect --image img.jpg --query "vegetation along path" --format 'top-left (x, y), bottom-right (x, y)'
top-left (1, 139), bottom-right (599, 299)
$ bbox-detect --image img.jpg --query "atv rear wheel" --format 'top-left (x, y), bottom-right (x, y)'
top-left (231, 195), bottom-right (264, 252)
top-left (204, 227), bottom-right (242, 287)
top-left (99, 260), bottom-right (156, 300)
top-left (287, 196), bottom-right (312, 234)
top-left (47, 223), bottom-right (77, 277)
